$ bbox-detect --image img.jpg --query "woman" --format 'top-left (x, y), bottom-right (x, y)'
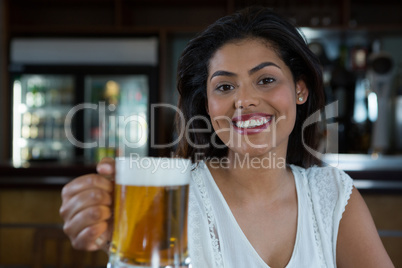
top-left (60, 7), bottom-right (394, 267)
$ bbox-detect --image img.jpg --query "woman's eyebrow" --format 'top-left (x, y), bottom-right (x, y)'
top-left (249, 62), bottom-right (281, 75)
top-left (210, 70), bottom-right (236, 81)
top-left (210, 62), bottom-right (280, 81)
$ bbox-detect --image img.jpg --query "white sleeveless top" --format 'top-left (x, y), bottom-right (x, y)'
top-left (188, 162), bottom-right (354, 268)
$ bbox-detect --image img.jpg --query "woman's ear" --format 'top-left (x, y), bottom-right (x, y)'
top-left (295, 80), bottom-right (309, 105)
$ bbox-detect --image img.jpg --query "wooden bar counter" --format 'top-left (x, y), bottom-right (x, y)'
top-left (0, 161), bottom-right (108, 267)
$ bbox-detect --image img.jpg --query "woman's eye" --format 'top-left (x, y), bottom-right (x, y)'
top-left (216, 84), bottom-right (234, 91)
top-left (258, 77), bottom-right (275, 85)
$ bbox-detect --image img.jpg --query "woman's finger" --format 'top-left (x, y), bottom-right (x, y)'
top-left (61, 174), bottom-right (113, 201)
top-left (70, 221), bottom-right (109, 251)
top-left (60, 187), bottom-right (112, 222)
top-left (63, 205), bottom-right (112, 240)
top-left (96, 157), bottom-right (116, 178)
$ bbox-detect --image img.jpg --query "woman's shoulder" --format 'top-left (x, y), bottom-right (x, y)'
top-left (291, 164), bottom-right (354, 222)
top-left (293, 164), bottom-right (353, 189)
top-left (292, 164), bottom-right (355, 265)
top-left (296, 164), bottom-right (354, 201)
top-left (293, 164), bottom-right (354, 230)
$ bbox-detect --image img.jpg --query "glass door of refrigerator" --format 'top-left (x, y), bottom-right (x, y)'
top-left (84, 75), bottom-right (149, 162)
top-left (12, 75), bottom-right (75, 165)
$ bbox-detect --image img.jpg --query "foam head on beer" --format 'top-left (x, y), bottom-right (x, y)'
top-left (116, 156), bottom-right (192, 186)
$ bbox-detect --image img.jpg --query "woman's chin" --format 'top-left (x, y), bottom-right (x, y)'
top-left (229, 145), bottom-right (274, 158)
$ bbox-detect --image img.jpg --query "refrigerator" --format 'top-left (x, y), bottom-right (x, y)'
top-left (83, 74), bottom-right (153, 162)
top-left (12, 74), bottom-right (75, 164)
top-left (10, 37), bottom-right (159, 165)
top-left (11, 66), bottom-right (158, 165)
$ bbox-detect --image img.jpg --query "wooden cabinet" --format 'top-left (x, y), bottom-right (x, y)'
top-left (5, 0), bottom-right (402, 35)
top-left (362, 193), bottom-right (402, 267)
top-left (0, 187), bottom-right (108, 267)
top-left (6, 0), bottom-right (230, 34)
top-left (349, 0), bottom-right (402, 29)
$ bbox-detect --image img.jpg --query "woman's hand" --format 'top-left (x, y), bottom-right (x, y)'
top-left (59, 157), bottom-right (115, 251)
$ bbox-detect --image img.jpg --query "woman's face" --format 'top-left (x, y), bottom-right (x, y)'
top-left (206, 38), bottom-right (308, 158)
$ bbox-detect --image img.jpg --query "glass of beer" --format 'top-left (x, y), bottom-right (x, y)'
top-left (108, 156), bottom-right (192, 268)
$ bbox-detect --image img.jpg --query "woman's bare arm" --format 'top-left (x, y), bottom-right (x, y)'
top-left (336, 187), bottom-right (394, 268)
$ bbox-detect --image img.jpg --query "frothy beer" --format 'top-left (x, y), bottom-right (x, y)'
top-left (110, 157), bottom-right (191, 268)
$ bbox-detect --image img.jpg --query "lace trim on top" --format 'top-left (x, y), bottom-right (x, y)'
top-left (339, 171), bottom-right (354, 218)
top-left (295, 166), bottom-right (327, 268)
top-left (315, 168), bottom-right (338, 237)
top-left (306, 166), bottom-right (354, 268)
top-left (188, 183), bottom-right (203, 265)
top-left (192, 164), bottom-right (224, 268)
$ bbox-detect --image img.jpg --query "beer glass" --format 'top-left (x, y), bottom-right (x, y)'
top-left (108, 156), bottom-right (192, 268)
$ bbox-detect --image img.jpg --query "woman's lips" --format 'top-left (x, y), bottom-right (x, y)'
top-left (232, 113), bottom-right (273, 135)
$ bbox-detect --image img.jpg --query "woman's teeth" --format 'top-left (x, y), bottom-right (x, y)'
top-left (235, 118), bottom-right (270, 128)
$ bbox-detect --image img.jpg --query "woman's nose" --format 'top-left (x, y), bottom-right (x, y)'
top-left (234, 85), bottom-right (260, 109)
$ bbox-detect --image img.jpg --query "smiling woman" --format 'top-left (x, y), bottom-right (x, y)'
top-left (172, 6), bottom-right (393, 268)
top-left (176, 12), bottom-right (324, 167)
top-left (206, 38), bottom-right (304, 158)
top-left (59, 6), bottom-right (394, 268)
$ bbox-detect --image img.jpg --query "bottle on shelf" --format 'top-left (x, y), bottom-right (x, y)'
top-left (95, 80), bottom-right (120, 162)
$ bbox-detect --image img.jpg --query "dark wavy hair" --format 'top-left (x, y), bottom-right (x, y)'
top-left (175, 6), bottom-right (325, 168)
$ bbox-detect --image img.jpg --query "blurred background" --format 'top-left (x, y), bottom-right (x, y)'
top-left (0, 0), bottom-right (402, 267)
